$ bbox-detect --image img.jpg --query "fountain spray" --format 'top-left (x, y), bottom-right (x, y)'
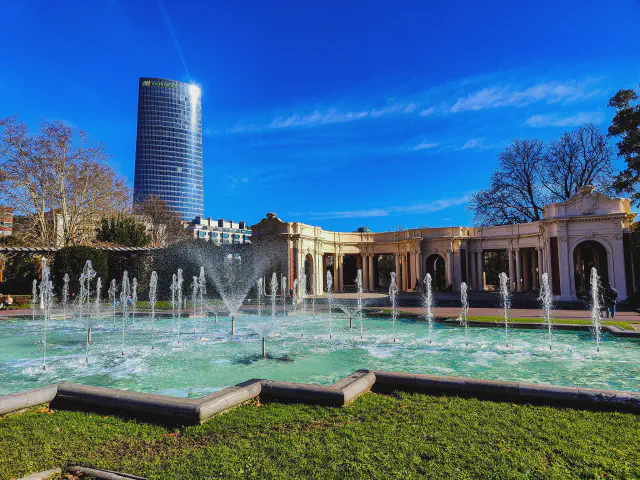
top-left (281, 276), bottom-right (287, 314)
top-left (81, 261), bottom-right (96, 353)
top-left (356, 269), bottom-right (364, 339)
top-left (198, 266), bottom-right (206, 319)
top-left (108, 279), bottom-right (117, 329)
top-left (131, 278), bottom-right (138, 329)
top-left (326, 270), bottom-right (333, 339)
top-left (95, 277), bottom-right (102, 318)
top-left (120, 271), bottom-right (130, 356)
top-left (311, 271), bottom-right (316, 316)
top-left (460, 281), bottom-right (469, 346)
top-left (191, 276), bottom-right (199, 334)
top-left (31, 280), bottom-right (38, 325)
top-left (422, 273), bottom-right (434, 344)
top-left (266, 272), bottom-right (279, 358)
top-left (498, 272), bottom-right (511, 347)
top-left (39, 266), bottom-right (53, 370)
top-left (149, 271), bottom-right (158, 349)
top-left (389, 272), bottom-right (398, 342)
top-left (292, 279), bottom-right (298, 313)
top-left (257, 278), bottom-right (263, 316)
top-left (539, 273), bottom-right (553, 350)
top-left (590, 267), bottom-right (602, 352)
top-left (176, 269), bottom-right (184, 344)
top-left (62, 273), bottom-right (70, 324)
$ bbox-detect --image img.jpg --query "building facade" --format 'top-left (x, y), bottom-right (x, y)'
top-left (0, 207), bottom-right (13, 237)
top-left (189, 217), bottom-right (252, 245)
top-left (250, 187), bottom-right (636, 301)
top-left (133, 77), bottom-right (203, 221)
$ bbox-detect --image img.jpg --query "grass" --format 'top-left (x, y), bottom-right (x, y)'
top-left (465, 316), bottom-right (636, 331)
top-left (1, 392), bottom-right (639, 479)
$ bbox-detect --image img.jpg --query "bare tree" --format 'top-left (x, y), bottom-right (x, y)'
top-left (134, 195), bottom-right (187, 247)
top-left (470, 139), bottom-right (547, 226)
top-left (542, 124), bottom-right (614, 201)
top-left (471, 126), bottom-right (616, 226)
top-left (0, 116), bottom-right (130, 246)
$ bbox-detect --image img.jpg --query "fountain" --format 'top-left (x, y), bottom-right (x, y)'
top-left (590, 267), bottom-right (602, 352)
top-left (356, 269), bottom-right (363, 338)
top-left (149, 271), bottom-right (158, 349)
top-left (108, 279), bottom-right (117, 329)
top-left (257, 278), bottom-right (263, 316)
top-left (61, 273), bottom-right (70, 322)
top-left (422, 273), bottom-right (434, 344)
top-left (292, 278), bottom-right (298, 312)
top-left (131, 278), bottom-right (138, 329)
top-left (311, 271), bottom-right (316, 316)
top-left (94, 277), bottom-right (102, 318)
top-left (120, 271), bottom-right (130, 355)
top-left (176, 269), bottom-right (184, 344)
top-left (460, 282), bottom-right (469, 346)
top-left (191, 275), bottom-right (198, 332)
top-left (80, 261), bottom-right (96, 350)
top-left (281, 276), bottom-right (287, 314)
top-left (539, 273), bottom-right (553, 350)
top-left (39, 266), bottom-right (53, 370)
top-left (389, 272), bottom-right (398, 342)
top-left (326, 270), bottom-right (333, 339)
top-left (198, 266), bottom-right (206, 318)
top-left (31, 279), bottom-right (37, 324)
top-left (498, 272), bottom-right (511, 347)
top-left (299, 271), bottom-right (307, 315)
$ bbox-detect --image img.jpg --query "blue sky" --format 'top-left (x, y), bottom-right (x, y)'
top-left (1, 1), bottom-right (639, 231)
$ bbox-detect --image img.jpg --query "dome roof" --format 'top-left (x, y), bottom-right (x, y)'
top-left (356, 226), bottom-right (371, 233)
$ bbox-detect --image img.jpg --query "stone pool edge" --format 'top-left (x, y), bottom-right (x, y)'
top-left (1, 370), bottom-right (639, 424)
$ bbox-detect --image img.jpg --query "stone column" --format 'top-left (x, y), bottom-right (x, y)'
top-left (612, 233), bottom-right (629, 300)
top-left (515, 249), bottom-right (522, 292)
top-left (523, 250), bottom-right (531, 291)
top-left (557, 236), bottom-right (573, 300)
top-left (333, 255), bottom-right (338, 292)
top-left (362, 253), bottom-right (368, 291)
top-left (395, 253), bottom-right (400, 281)
top-left (508, 249), bottom-right (515, 291)
top-left (447, 249), bottom-right (454, 290)
top-left (476, 249), bottom-right (484, 291)
top-left (368, 255), bottom-right (375, 291)
top-left (401, 254), bottom-right (408, 291)
top-left (532, 249), bottom-right (539, 291)
top-left (537, 247), bottom-right (544, 289)
top-left (454, 249), bottom-right (462, 291)
top-left (338, 255), bottom-right (344, 292)
top-left (470, 251), bottom-right (477, 290)
top-left (416, 252), bottom-right (423, 285)
top-left (464, 248), bottom-right (470, 285)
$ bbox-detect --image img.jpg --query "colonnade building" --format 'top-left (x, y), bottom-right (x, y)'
top-left (250, 187), bottom-right (636, 301)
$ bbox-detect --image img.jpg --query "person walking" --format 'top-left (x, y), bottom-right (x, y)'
top-left (604, 283), bottom-right (619, 318)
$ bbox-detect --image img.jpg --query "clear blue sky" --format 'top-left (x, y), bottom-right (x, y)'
top-left (1, 0), bottom-right (639, 231)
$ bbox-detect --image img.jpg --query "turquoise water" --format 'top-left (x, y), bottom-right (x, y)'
top-left (1, 313), bottom-right (639, 397)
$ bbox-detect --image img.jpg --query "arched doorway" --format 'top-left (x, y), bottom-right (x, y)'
top-left (425, 254), bottom-right (446, 291)
top-left (304, 253), bottom-right (313, 294)
top-left (375, 254), bottom-right (394, 289)
top-left (573, 240), bottom-right (609, 297)
top-left (342, 255), bottom-right (358, 291)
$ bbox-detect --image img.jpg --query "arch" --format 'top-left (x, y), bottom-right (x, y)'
top-left (573, 240), bottom-right (609, 298)
top-left (425, 253), bottom-right (446, 291)
top-left (304, 253), bottom-right (314, 294)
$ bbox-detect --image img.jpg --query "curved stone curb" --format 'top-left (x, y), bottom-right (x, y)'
top-left (197, 379), bottom-right (262, 421)
top-left (0, 384), bottom-right (58, 416)
top-left (17, 468), bottom-right (61, 480)
top-left (68, 466), bottom-right (146, 479)
top-left (444, 318), bottom-right (640, 338)
top-left (370, 370), bottom-right (640, 412)
top-left (332, 369), bottom-right (376, 403)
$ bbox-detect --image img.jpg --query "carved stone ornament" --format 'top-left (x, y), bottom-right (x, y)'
top-left (577, 187), bottom-right (599, 215)
top-left (584, 231), bottom-right (594, 241)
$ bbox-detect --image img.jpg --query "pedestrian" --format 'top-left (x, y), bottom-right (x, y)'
top-left (604, 282), bottom-right (618, 318)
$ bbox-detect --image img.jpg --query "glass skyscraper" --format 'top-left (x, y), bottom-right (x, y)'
top-left (134, 77), bottom-right (203, 221)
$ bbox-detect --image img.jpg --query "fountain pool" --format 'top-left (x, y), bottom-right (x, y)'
top-left (1, 312), bottom-right (639, 397)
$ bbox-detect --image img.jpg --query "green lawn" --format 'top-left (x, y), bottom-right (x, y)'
top-left (465, 316), bottom-right (635, 331)
top-left (1, 392), bottom-right (639, 479)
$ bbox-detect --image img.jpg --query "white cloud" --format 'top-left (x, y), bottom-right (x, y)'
top-left (450, 80), bottom-right (597, 113)
top-left (413, 141), bottom-right (439, 151)
top-left (523, 111), bottom-right (605, 128)
top-left (461, 138), bottom-right (487, 150)
top-left (418, 106), bottom-right (436, 117)
top-left (302, 194), bottom-right (470, 219)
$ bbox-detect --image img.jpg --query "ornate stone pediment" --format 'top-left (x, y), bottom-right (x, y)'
top-left (543, 187), bottom-right (630, 219)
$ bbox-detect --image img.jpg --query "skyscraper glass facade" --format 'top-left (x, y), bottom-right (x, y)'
top-left (134, 77), bottom-right (203, 221)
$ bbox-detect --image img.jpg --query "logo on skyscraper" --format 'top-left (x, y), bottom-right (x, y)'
top-left (141, 80), bottom-right (151, 87)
